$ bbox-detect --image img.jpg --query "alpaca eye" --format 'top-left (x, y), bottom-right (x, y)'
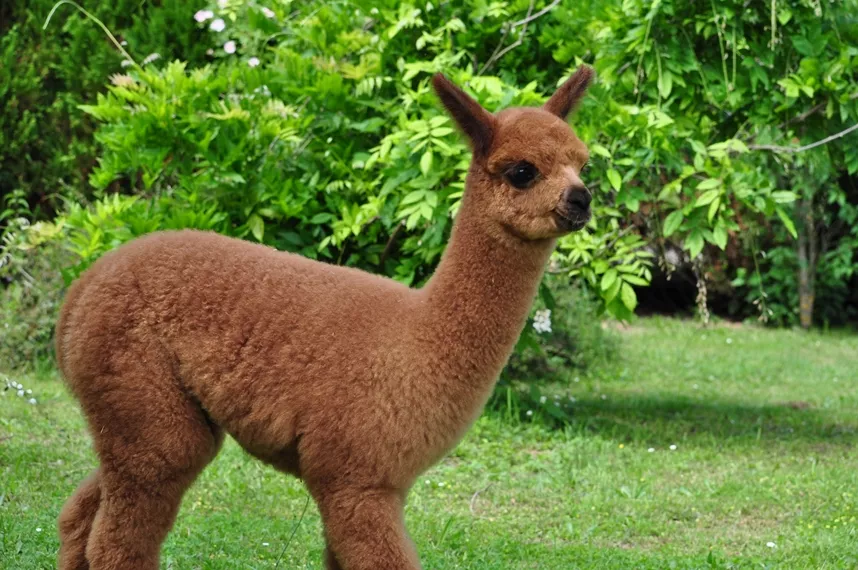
top-left (505, 161), bottom-right (539, 190)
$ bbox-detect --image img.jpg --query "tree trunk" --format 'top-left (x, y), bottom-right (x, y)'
top-left (796, 195), bottom-right (817, 330)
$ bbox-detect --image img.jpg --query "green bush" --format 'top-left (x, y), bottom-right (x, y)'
top-left (0, 0), bottom-right (210, 221)
top-left (0, 219), bottom-right (68, 370)
top-left (52, 0), bottom-right (654, 299)
top-left (5, 0), bottom-right (858, 371)
top-left (508, 280), bottom-right (620, 381)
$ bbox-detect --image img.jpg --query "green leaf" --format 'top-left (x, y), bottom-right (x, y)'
top-left (601, 268), bottom-right (618, 291)
top-left (708, 198), bottom-right (721, 222)
top-left (420, 150), bottom-right (433, 176)
top-left (658, 71), bottom-right (673, 98)
top-left (539, 281), bottom-right (556, 310)
top-left (663, 210), bottom-right (684, 237)
top-left (620, 282), bottom-right (638, 311)
top-left (776, 207), bottom-right (798, 239)
top-left (590, 144), bottom-right (612, 158)
top-left (623, 274), bottom-right (649, 286)
top-left (696, 178), bottom-right (722, 191)
top-left (604, 278), bottom-right (622, 302)
top-left (772, 190), bottom-right (798, 203)
top-left (686, 230), bottom-right (705, 258)
top-left (431, 127), bottom-right (454, 137)
top-left (607, 169), bottom-right (622, 191)
top-left (400, 191), bottom-right (426, 206)
top-left (713, 224), bottom-right (728, 249)
top-left (696, 189), bottom-right (721, 206)
top-left (248, 214), bottom-right (264, 242)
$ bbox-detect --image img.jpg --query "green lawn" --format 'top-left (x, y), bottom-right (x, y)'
top-left (2, 318), bottom-right (857, 569)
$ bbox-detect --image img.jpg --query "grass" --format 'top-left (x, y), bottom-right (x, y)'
top-left (2, 317), bottom-right (857, 569)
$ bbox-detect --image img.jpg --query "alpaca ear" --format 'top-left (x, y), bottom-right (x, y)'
top-left (543, 65), bottom-right (594, 120)
top-left (432, 73), bottom-right (496, 157)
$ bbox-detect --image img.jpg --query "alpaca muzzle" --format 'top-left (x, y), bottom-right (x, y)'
top-left (555, 186), bottom-right (592, 231)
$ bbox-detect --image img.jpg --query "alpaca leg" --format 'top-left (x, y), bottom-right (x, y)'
top-left (58, 469), bottom-right (102, 570)
top-left (315, 488), bottom-right (421, 570)
top-left (79, 372), bottom-right (223, 570)
top-left (324, 545), bottom-right (344, 570)
top-left (84, 472), bottom-right (199, 570)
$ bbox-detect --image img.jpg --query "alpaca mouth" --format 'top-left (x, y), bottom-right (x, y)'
top-left (553, 208), bottom-right (590, 232)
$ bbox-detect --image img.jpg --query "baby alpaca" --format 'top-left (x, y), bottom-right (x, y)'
top-left (55, 67), bottom-right (594, 570)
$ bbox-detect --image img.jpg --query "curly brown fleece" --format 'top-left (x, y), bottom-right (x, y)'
top-left (55, 67), bottom-right (594, 570)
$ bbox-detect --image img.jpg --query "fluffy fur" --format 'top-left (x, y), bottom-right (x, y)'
top-left (55, 67), bottom-right (594, 570)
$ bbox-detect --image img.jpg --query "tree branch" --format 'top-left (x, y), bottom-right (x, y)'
top-left (478, 0), bottom-right (562, 76)
top-left (378, 220), bottom-right (405, 270)
top-left (748, 122), bottom-right (858, 154)
top-left (511, 0), bottom-right (562, 27)
top-left (778, 101), bottom-right (826, 130)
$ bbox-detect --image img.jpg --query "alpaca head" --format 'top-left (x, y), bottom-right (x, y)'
top-left (432, 67), bottom-right (594, 241)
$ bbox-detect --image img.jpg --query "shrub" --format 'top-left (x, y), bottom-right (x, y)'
top-left (508, 279), bottom-right (620, 382)
top-left (0, 219), bottom-right (68, 370)
top-left (0, 0), bottom-right (210, 222)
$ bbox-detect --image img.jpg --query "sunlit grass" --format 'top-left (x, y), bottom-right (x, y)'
top-left (2, 317), bottom-right (857, 568)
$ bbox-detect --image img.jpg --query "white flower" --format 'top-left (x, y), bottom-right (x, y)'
top-left (28, 398), bottom-right (37, 405)
top-left (194, 9), bottom-right (214, 22)
top-left (142, 53), bottom-right (160, 65)
top-left (669, 444), bottom-right (677, 450)
top-left (569, 396), bottom-right (576, 402)
top-left (526, 410), bottom-right (533, 417)
top-left (539, 396), bottom-right (547, 404)
top-left (262, 7), bottom-right (275, 18)
top-left (217, 0), bottom-right (228, 8)
top-left (120, 59), bottom-right (134, 68)
top-left (726, 337), bottom-right (733, 344)
top-left (532, 309), bottom-right (552, 334)
top-left (248, 57), bottom-right (260, 67)
top-left (26, 389), bottom-right (32, 394)
top-left (210, 18), bottom-right (226, 32)
top-left (648, 448), bottom-right (655, 453)
top-left (766, 541), bottom-right (776, 548)
top-left (36, 527), bottom-right (42, 532)
top-left (17, 389), bottom-right (24, 397)
top-left (262, 542), bottom-right (269, 546)
top-left (223, 40), bottom-right (237, 54)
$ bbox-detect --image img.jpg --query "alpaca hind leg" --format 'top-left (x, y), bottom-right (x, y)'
top-left (81, 372), bottom-right (223, 570)
top-left (316, 488), bottom-right (421, 570)
top-left (58, 469), bottom-right (102, 570)
top-left (324, 543), bottom-right (344, 570)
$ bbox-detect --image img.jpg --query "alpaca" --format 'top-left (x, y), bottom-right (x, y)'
top-left (55, 67), bottom-right (594, 570)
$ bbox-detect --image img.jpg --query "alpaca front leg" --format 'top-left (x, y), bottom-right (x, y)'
top-left (316, 488), bottom-right (421, 570)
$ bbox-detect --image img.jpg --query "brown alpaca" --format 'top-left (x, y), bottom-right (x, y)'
top-left (55, 67), bottom-right (594, 570)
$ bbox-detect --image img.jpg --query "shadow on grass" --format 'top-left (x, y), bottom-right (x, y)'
top-left (488, 392), bottom-right (857, 447)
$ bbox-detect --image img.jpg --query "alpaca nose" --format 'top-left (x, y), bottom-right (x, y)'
top-left (563, 186), bottom-right (592, 212)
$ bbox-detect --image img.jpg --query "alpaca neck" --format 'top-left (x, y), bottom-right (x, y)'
top-left (418, 179), bottom-right (555, 398)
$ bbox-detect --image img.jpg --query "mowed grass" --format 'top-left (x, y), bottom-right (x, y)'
top-left (2, 317), bottom-right (857, 569)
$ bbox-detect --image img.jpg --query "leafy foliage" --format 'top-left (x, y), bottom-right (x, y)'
top-left (4, 0), bottom-right (858, 371)
top-left (0, 0), bottom-right (209, 222)
top-left (58, 0), bottom-right (858, 320)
